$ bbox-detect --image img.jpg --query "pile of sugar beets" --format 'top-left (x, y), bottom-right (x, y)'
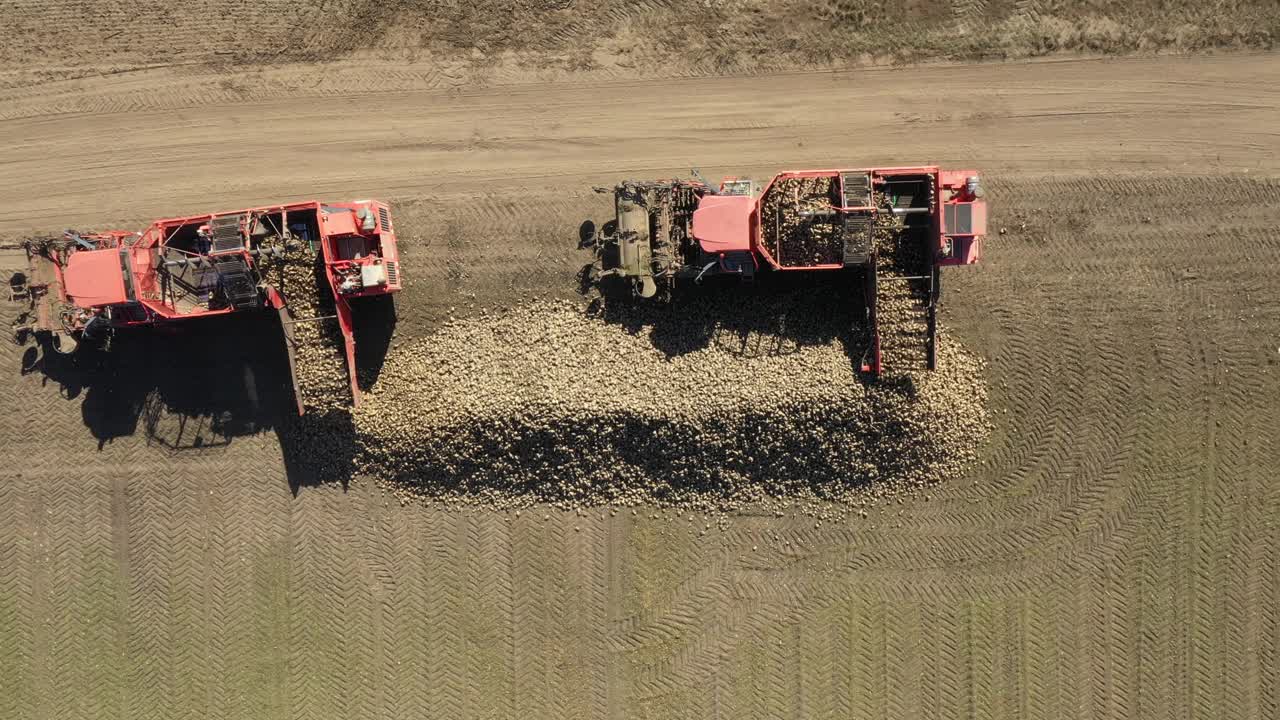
top-left (347, 292), bottom-right (990, 513)
top-left (262, 220), bottom-right (991, 513)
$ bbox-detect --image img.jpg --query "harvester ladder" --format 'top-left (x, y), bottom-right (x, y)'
top-left (213, 256), bottom-right (259, 309)
top-left (840, 172), bottom-right (875, 266)
top-left (841, 214), bottom-right (873, 266)
top-left (840, 172), bottom-right (872, 208)
top-left (209, 214), bottom-right (247, 255)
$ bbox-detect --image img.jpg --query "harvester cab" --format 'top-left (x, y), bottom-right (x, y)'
top-left (14, 199), bottom-right (402, 415)
top-left (588, 166), bottom-right (987, 376)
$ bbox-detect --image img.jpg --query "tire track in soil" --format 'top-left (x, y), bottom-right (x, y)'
top-left (971, 601), bottom-right (1000, 720)
top-left (760, 608), bottom-right (795, 720)
top-left (337, 482), bottom-right (384, 719)
top-left (923, 604), bottom-right (967, 720)
top-left (38, 468), bottom-right (90, 720)
top-left (1256, 461), bottom-right (1280, 720)
top-left (287, 486), bottom-right (346, 720)
top-left (1005, 602), bottom-right (1030, 718)
top-left (1138, 475), bottom-right (1181, 720)
top-left (74, 476), bottom-right (128, 720)
top-left (10, 458), bottom-right (48, 720)
top-left (463, 515), bottom-right (516, 719)
top-left (202, 470), bottom-right (240, 720)
top-left (124, 470), bottom-right (179, 720)
top-left (511, 515), bottom-right (554, 719)
top-left (1203, 317), bottom-right (1269, 719)
top-left (848, 600), bottom-right (885, 720)
top-left (799, 599), bottom-right (841, 720)
top-left (0, 329), bottom-right (31, 714)
top-left (551, 517), bottom-right (585, 719)
top-left (170, 465), bottom-right (212, 720)
top-left (584, 516), bottom-right (614, 720)
top-left (884, 602), bottom-right (922, 720)
top-left (1180, 286), bottom-right (1250, 720)
top-left (569, 516), bottom-right (610, 720)
top-left (377, 493), bottom-right (430, 720)
top-left (199, 440), bottom-right (290, 720)
top-left (421, 511), bottom-right (465, 717)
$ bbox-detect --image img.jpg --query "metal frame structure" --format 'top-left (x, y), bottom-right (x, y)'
top-left (15, 199), bottom-right (402, 413)
top-left (590, 166), bottom-right (987, 376)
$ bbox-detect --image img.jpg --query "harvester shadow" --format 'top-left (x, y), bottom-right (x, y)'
top-left (24, 311), bottom-right (295, 451)
top-left (19, 298), bottom-right (398, 496)
top-left (588, 268), bottom-right (873, 375)
top-left (351, 294), bottom-right (398, 389)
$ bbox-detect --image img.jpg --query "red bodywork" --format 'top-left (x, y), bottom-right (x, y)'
top-left (750, 166), bottom-right (985, 270)
top-left (710, 166), bottom-right (984, 376)
top-left (595, 166), bottom-right (984, 377)
top-left (23, 200), bottom-right (402, 413)
top-left (691, 195), bottom-right (754, 253)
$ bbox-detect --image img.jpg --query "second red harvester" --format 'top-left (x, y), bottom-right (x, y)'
top-left (14, 199), bottom-right (403, 413)
top-left (588, 166), bottom-right (986, 375)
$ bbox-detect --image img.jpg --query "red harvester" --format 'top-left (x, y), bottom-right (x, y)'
top-left (13, 200), bottom-right (402, 412)
top-left (589, 166), bottom-right (986, 375)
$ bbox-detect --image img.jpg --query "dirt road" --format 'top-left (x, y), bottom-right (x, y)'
top-left (2, 54), bottom-right (1278, 237)
top-left (2, 52), bottom-right (1279, 720)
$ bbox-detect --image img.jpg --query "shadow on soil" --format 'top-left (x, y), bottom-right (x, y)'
top-left (17, 295), bottom-right (397, 494)
top-left (585, 263), bottom-right (874, 375)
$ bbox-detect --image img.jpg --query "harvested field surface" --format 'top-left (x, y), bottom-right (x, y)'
top-left (3, 51), bottom-right (1280, 720)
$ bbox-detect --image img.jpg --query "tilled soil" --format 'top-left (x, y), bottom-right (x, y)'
top-left (354, 301), bottom-right (989, 513)
top-left (2, 52), bottom-right (1279, 720)
top-left (3, 172), bottom-right (1278, 720)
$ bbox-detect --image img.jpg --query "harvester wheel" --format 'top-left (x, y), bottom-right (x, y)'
top-left (635, 276), bottom-right (658, 299)
top-left (20, 346), bottom-right (40, 374)
top-left (577, 220), bottom-right (598, 249)
top-left (576, 263), bottom-right (601, 296)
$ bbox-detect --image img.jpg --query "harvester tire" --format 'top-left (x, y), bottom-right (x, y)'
top-left (577, 220), bottom-right (597, 249)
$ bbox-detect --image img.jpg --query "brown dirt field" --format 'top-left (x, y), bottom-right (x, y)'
top-left (2, 47), bottom-right (1280, 720)
top-left (2, 0), bottom-right (1276, 81)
